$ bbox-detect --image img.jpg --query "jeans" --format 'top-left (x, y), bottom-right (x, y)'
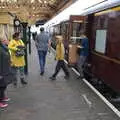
top-left (38, 50), bottom-right (47, 73)
top-left (11, 67), bottom-right (25, 84)
top-left (77, 56), bottom-right (87, 77)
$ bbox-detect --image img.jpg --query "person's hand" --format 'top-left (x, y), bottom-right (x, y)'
top-left (48, 49), bottom-right (50, 53)
top-left (0, 76), bottom-right (3, 79)
top-left (17, 45), bottom-right (25, 49)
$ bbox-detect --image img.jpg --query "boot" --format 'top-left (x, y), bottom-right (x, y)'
top-left (20, 78), bottom-right (27, 85)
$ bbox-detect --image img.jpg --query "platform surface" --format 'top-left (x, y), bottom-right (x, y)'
top-left (0, 40), bottom-right (119, 120)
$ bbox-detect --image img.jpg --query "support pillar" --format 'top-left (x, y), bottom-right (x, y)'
top-left (21, 22), bottom-right (28, 75)
top-left (28, 26), bottom-right (31, 54)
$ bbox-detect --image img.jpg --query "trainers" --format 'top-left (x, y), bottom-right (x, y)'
top-left (49, 76), bottom-right (56, 81)
top-left (0, 97), bottom-right (10, 102)
top-left (13, 82), bottom-right (17, 87)
top-left (21, 78), bottom-right (27, 85)
top-left (77, 76), bottom-right (84, 79)
top-left (0, 103), bottom-right (8, 108)
top-left (40, 72), bottom-right (44, 76)
top-left (64, 75), bottom-right (70, 80)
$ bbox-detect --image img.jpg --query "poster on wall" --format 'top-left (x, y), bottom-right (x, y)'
top-left (95, 29), bottom-right (107, 53)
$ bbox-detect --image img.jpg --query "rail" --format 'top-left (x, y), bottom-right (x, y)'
top-left (92, 51), bottom-right (120, 65)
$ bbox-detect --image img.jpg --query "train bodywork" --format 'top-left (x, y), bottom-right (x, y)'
top-left (83, 1), bottom-right (120, 93)
top-left (49, 0), bottom-right (120, 93)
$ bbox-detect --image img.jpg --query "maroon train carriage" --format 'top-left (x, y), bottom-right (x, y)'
top-left (49, 1), bottom-right (120, 95)
top-left (83, 5), bottom-right (120, 95)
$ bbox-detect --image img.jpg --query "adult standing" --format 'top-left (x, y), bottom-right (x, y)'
top-left (0, 37), bottom-right (13, 108)
top-left (35, 27), bottom-right (50, 75)
top-left (77, 34), bottom-right (89, 79)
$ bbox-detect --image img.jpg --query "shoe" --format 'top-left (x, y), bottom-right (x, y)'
top-left (40, 72), bottom-right (44, 76)
top-left (77, 76), bottom-right (84, 79)
top-left (49, 76), bottom-right (56, 81)
top-left (21, 78), bottom-right (27, 85)
top-left (0, 97), bottom-right (10, 102)
top-left (0, 103), bottom-right (8, 108)
top-left (13, 82), bottom-right (17, 87)
top-left (64, 75), bottom-right (70, 80)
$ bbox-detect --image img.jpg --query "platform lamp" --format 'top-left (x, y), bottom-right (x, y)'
top-left (14, 17), bottom-right (21, 32)
top-left (28, 25), bottom-right (31, 55)
top-left (21, 22), bottom-right (29, 75)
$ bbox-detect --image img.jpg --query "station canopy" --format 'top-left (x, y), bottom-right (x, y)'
top-left (0, 0), bottom-right (75, 25)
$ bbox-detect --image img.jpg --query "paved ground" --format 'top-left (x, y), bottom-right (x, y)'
top-left (0, 40), bottom-right (119, 120)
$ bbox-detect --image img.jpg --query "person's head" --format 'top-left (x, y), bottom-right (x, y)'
top-left (40, 27), bottom-right (44, 32)
top-left (13, 32), bottom-right (20, 40)
top-left (0, 37), bottom-right (9, 45)
top-left (55, 35), bottom-right (63, 44)
top-left (80, 34), bottom-right (87, 38)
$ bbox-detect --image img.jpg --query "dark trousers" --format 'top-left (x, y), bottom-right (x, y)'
top-left (0, 86), bottom-right (6, 99)
top-left (52, 60), bottom-right (69, 77)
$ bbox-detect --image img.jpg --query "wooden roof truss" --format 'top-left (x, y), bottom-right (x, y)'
top-left (0, 0), bottom-right (74, 24)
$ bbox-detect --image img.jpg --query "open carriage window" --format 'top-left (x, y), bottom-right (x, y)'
top-left (71, 22), bottom-right (84, 44)
top-left (95, 29), bottom-right (107, 54)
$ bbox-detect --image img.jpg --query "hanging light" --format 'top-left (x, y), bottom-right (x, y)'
top-left (31, 0), bottom-right (35, 3)
top-left (1, 0), bottom-right (4, 2)
top-left (44, 1), bottom-right (47, 4)
top-left (6, 0), bottom-right (17, 3)
top-left (38, 0), bottom-right (42, 3)
top-left (33, 7), bottom-right (35, 10)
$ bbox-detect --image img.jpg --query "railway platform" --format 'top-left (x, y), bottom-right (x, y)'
top-left (0, 40), bottom-right (119, 120)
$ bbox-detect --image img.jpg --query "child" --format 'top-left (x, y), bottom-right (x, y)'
top-left (49, 35), bottom-right (69, 80)
top-left (8, 33), bottom-right (27, 87)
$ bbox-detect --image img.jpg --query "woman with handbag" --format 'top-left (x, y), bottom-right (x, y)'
top-left (0, 37), bottom-right (13, 108)
top-left (8, 32), bottom-right (27, 87)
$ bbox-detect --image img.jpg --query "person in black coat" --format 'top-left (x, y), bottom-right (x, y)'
top-left (0, 38), bottom-right (13, 108)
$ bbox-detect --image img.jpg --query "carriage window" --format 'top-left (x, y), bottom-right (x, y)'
top-left (71, 22), bottom-right (84, 43)
top-left (95, 29), bottom-right (107, 53)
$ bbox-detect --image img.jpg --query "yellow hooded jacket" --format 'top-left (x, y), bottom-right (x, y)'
top-left (56, 42), bottom-right (65, 60)
top-left (8, 39), bottom-right (25, 67)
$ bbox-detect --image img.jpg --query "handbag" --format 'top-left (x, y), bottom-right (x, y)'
top-left (15, 45), bottom-right (25, 57)
top-left (15, 49), bottom-right (25, 57)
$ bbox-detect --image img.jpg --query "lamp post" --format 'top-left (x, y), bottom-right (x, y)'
top-left (21, 22), bottom-right (28, 75)
top-left (28, 26), bottom-right (31, 54)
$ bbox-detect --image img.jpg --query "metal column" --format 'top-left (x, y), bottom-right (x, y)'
top-left (21, 22), bottom-right (28, 75)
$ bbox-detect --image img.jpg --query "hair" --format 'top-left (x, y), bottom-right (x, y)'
top-left (55, 35), bottom-right (63, 43)
top-left (13, 32), bottom-right (19, 39)
top-left (40, 27), bottom-right (44, 32)
top-left (55, 35), bottom-right (63, 39)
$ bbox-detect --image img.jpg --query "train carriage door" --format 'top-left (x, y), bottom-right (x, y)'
top-left (68, 15), bottom-right (86, 66)
top-left (107, 7), bottom-right (120, 60)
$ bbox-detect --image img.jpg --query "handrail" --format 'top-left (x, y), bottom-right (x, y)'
top-left (91, 51), bottom-right (120, 65)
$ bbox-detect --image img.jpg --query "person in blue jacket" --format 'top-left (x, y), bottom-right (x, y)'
top-left (77, 34), bottom-right (89, 79)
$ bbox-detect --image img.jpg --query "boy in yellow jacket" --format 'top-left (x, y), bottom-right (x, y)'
top-left (49, 35), bottom-right (69, 80)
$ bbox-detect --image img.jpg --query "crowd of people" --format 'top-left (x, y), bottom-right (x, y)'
top-left (0, 27), bottom-right (89, 109)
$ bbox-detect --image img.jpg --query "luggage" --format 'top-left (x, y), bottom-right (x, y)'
top-left (68, 44), bottom-right (78, 65)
